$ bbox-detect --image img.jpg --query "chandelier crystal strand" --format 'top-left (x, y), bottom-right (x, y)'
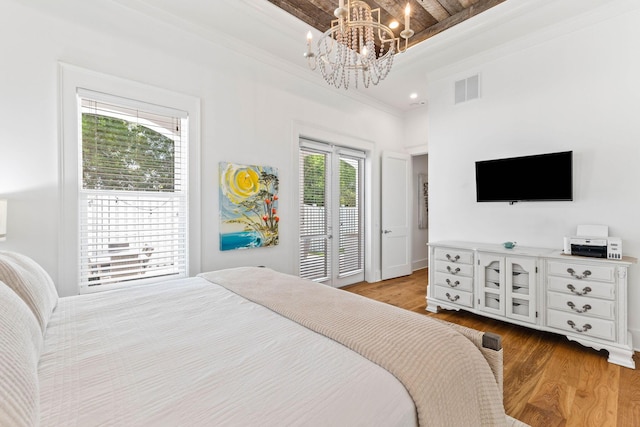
top-left (304, 0), bottom-right (412, 89)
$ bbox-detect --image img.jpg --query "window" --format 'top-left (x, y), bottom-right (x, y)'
top-left (59, 65), bottom-right (200, 296)
top-left (77, 90), bottom-right (188, 291)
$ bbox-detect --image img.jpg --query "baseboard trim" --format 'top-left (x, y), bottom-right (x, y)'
top-left (412, 259), bottom-right (428, 271)
top-left (629, 327), bottom-right (640, 352)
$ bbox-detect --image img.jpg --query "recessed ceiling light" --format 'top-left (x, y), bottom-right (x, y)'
top-left (389, 21), bottom-right (399, 29)
top-left (410, 93), bottom-right (418, 99)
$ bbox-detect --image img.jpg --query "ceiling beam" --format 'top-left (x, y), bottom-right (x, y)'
top-left (437, 0), bottom-right (465, 16)
top-left (375, 0), bottom-right (439, 35)
top-left (415, 0), bottom-right (450, 22)
top-left (268, 0), bottom-right (332, 31)
top-left (410, 0), bottom-right (508, 46)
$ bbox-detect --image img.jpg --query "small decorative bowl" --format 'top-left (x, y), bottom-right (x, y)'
top-left (503, 241), bottom-right (517, 249)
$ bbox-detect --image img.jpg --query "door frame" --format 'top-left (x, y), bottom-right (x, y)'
top-left (292, 122), bottom-right (374, 284)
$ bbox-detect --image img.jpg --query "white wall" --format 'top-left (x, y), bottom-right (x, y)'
top-left (0, 0), bottom-right (406, 295)
top-left (404, 105), bottom-right (429, 154)
top-left (426, 3), bottom-right (640, 346)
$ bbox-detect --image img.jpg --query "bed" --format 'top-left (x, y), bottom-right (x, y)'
top-left (0, 251), bottom-right (528, 426)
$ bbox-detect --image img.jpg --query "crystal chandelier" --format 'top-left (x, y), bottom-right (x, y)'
top-left (304, 0), bottom-right (413, 89)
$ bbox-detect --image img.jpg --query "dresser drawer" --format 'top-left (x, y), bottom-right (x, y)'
top-left (547, 260), bottom-right (615, 283)
top-left (433, 272), bottom-right (473, 292)
top-left (433, 286), bottom-right (473, 308)
top-left (434, 260), bottom-right (474, 277)
top-left (547, 291), bottom-right (615, 320)
top-left (547, 309), bottom-right (615, 341)
top-left (434, 248), bottom-right (473, 265)
top-left (547, 276), bottom-right (615, 300)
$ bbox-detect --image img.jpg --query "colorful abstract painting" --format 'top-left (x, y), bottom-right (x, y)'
top-left (219, 162), bottom-right (279, 251)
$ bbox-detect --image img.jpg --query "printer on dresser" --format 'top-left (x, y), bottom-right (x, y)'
top-left (427, 241), bottom-right (637, 369)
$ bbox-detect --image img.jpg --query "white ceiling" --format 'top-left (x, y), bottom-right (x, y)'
top-left (114, 0), bottom-right (612, 112)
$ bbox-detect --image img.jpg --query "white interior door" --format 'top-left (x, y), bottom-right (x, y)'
top-left (381, 151), bottom-right (412, 280)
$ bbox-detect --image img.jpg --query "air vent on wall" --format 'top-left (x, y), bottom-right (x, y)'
top-left (454, 74), bottom-right (480, 104)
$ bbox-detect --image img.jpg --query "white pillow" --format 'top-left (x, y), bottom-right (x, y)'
top-left (0, 280), bottom-right (41, 427)
top-left (0, 251), bottom-right (58, 334)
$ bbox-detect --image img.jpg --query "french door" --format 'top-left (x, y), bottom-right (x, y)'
top-left (299, 139), bottom-right (365, 287)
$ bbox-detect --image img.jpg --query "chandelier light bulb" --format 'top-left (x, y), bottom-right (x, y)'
top-left (304, 31), bottom-right (316, 64)
top-left (306, 31), bottom-right (313, 53)
top-left (405, 4), bottom-right (410, 30)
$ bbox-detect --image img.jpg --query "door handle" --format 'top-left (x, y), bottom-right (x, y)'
top-left (383, 230), bottom-right (392, 234)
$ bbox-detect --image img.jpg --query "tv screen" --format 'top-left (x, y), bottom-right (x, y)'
top-left (475, 151), bottom-right (573, 203)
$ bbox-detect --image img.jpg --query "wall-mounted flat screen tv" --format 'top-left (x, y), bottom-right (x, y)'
top-left (475, 151), bottom-right (573, 203)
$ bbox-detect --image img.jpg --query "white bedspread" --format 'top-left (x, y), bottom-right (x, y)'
top-left (38, 277), bottom-right (417, 426)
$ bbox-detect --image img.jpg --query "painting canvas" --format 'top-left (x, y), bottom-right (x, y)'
top-left (418, 173), bottom-right (428, 229)
top-left (219, 162), bottom-right (279, 251)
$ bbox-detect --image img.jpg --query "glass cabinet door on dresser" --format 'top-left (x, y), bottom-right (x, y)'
top-left (505, 257), bottom-right (537, 323)
top-left (477, 253), bottom-right (505, 316)
top-left (477, 253), bottom-right (537, 324)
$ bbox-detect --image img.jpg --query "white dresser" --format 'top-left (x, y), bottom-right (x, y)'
top-left (427, 241), bottom-right (637, 369)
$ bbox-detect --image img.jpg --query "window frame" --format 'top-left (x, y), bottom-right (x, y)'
top-left (58, 63), bottom-right (201, 296)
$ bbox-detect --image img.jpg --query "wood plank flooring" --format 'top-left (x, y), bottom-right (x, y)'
top-left (342, 268), bottom-right (640, 427)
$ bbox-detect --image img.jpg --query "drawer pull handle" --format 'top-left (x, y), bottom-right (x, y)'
top-left (445, 292), bottom-right (460, 302)
top-left (567, 320), bottom-right (592, 333)
top-left (445, 279), bottom-right (460, 288)
top-left (446, 254), bottom-right (460, 262)
top-left (566, 284), bottom-right (592, 296)
top-left (567, 301), bottom-right (592, 313)
top-left (566, 268), bottom-right (591, 280)
top-left (446, 266), bottom-right (461, 274)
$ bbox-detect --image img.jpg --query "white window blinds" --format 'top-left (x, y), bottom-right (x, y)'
top-left (337, 151), bottom-right (364, 277)
top-left (299, 145), bottom-right (332, 281)
top-left (78, 89), bottom-right (189, 292)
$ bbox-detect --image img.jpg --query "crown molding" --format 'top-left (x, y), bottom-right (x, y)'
top-left (108, 0), bottom-right (404, 117)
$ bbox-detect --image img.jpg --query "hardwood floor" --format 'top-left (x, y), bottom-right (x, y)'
top-left (342, 268), bottom-right (640, 427)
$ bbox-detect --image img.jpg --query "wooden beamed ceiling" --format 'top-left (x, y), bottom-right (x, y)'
top-left (268, 0), bottom-right (508, 48)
